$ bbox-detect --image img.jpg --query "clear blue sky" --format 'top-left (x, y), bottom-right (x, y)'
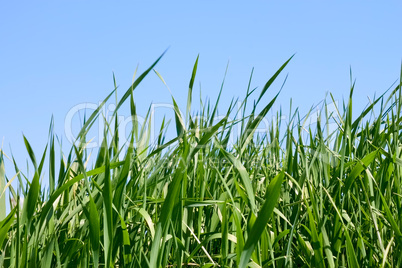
top-left (1, 1), bottom-right (402, 181)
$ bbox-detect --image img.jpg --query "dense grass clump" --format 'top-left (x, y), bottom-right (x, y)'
top-left (1, 54), bottom-right (402, 267)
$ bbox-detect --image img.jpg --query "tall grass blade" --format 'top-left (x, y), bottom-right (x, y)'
top-left (239, 171), bottom-right (284, 268)
top-left (0, 154), bottom-right (5, 221)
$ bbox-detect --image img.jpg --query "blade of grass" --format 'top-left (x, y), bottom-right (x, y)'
top-left (239, 171), bottom-right (284, 268)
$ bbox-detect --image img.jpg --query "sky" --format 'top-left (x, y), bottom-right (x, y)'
top-left (1, 1), bottom-right (402, 184)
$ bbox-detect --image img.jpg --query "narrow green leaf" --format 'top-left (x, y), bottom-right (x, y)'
top-left (221, 150), bottom-right (256, 213)
top-left (23, 135), bottom-right (37, 170)
top-left (103, 148), bottom-right (113, 268)
top-left (239, 171), bottom-right (284, 268)
top-left (256, 55), bottom-right (293, 104)
top-left (187, 55), bottom-right (199, 121)
top-left (0, 207), bottom-right (16, 248)
top-left (0, 154), bottom-right (5, 221)
top-left (88, 195), bottom-right (100, 266)
top-left (22, 172), bottom-right (40, 222)
top-left (115, 50), bottom-right (167, 112)
top-left (343, 150), bottom-right (378, 194)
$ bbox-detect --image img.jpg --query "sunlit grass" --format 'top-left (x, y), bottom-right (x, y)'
top-left (1, 54), bottom-right (402, 267)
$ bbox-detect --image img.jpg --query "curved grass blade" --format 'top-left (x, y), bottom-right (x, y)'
top-left (0, 207), bottom-right (16, 248)
top-left (0, 154), bottom-right (5, 221)
top-left (239, 171), bottom-right (284, 268)
top-left (187, 55), bottom-right (199, 122)
top-left (103, 148), bottom-right (113, 268)
top-left (256, 55), bottom-right (294, 105)
top-left (221, 149), bottom-right (256, 213)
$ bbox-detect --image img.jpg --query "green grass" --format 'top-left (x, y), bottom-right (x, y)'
top-left (1, 54), bottom-right (402, 267)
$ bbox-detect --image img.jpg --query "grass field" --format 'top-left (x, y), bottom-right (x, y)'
top-left (1, 54), bottom-right (402, 267)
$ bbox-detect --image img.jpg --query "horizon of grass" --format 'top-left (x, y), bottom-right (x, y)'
top-left (1, 53), bottom-right (402, 267)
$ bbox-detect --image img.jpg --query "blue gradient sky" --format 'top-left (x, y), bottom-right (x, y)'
top-left (1, 1), bottom-right (402, 180)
